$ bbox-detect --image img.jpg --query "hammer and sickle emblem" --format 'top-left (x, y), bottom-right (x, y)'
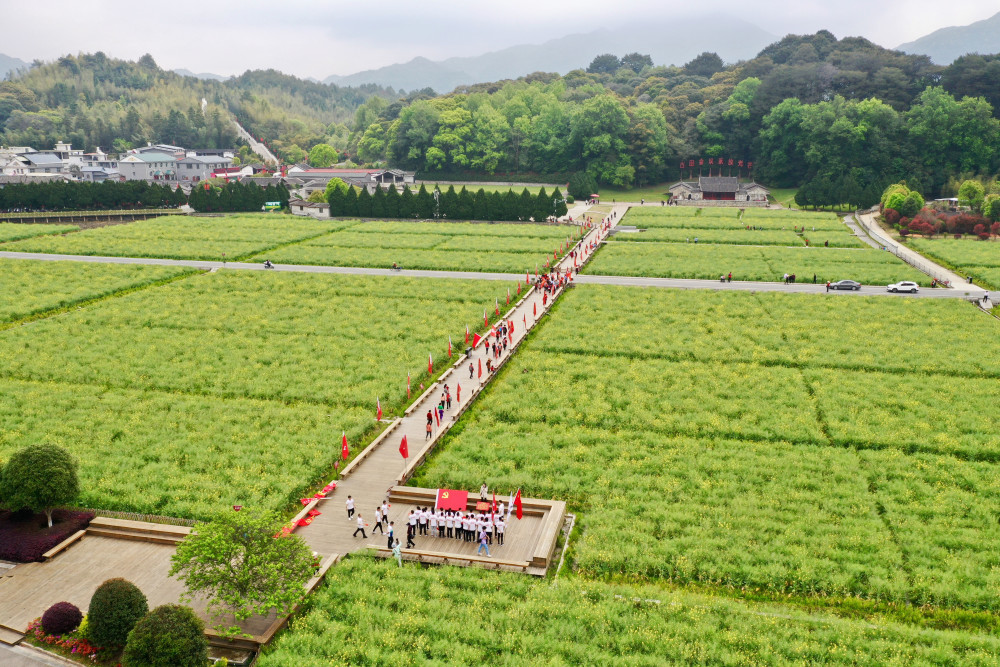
top-left (441, 492), bottom-right (449, 499)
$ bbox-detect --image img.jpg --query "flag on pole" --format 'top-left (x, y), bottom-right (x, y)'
top-left (516, 282), bottom-right (521, 295)
top-left (495, 298), bottom-right (500, 316)
top-left (526, 271), bottom-right (530, 284)
top-left (456, 383), bottom-right (461, 404)
top-left (507, 489), bottom-right (514, 520)
top-left (506, 288), bottom-right (510, 305)
top-left (434, 407), bottom-right (440, 427)
top-left (478, 358), bottom-right (483, 379)
top-left (484, 309), bottom-right (489, 327)
top-left (406, 373), bottom-right (411, 398)
top-left (448, 337), bottom-right (452, 358)
top-left (472, 332), bottom-right (482, 348)
top-left (376, 397), bottom-right (382, 421)
top-left (341, 431), bottom-right (349, 460)
top-left (465, 324), bottom-right (470, 344)
top-left (533, 302), bottom-right (537, 317)
top-left (399, 434), bottom-right (409, 459)
top-left (428, 353), bottom-right (433, 374)
top-left (523, 314), bottom-right (526, 328)
top-left (514, 488), bottom-right (523, 520)
top-left (491, 491), bottom-right (497, 524)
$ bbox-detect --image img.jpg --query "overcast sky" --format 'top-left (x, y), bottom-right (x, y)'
top-left (3, 1), bottom-right (995, 79)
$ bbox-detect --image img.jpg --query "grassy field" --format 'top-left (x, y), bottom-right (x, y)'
top-left (906, 237), bottom-right (1000, 289)
top-left (412, 286), bottom-right (1000, 612)
top-left (0, 222), bottom-right (78, 242)
top-left (257, 220), bottom-right (582, 273)
top-left (1, 214), bottom-right (345, 261)
top-left (259, 556), bottom-right (1000, 666)
top-left (0, 270), bottom-right (515, 518)
top-left (0, 259), bottom-right (193, 325)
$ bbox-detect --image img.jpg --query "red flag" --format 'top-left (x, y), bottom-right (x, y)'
top-left (506, 288), bottom-right (510, 305)
top-left (484, 309), bottom-right (489, 327)
top-left (429, 353), bottom-right (434, 374)
top-left (399, 435), bottom-right (409, 459)
top-left (434, 488), bottom-right (467, 511)
top-left (341, 431), bottom-right (349, 460)
top-left (456, 383), bottom-right (461, 404)
top-left (406, 373), bottom-right (411, 398)
top-left (523, 314), bottom-right (526, 328)
top-left (472, 333), bottom-right (482, 348)
top-left (495, 298), bottom-right (500, 316)
top-left (492, 491), bottom-right (496, 524)
top-left (514, 488), bottom-right (523, 520)
top-left (434, 407), bottom-right (440, 427)
top-left (465, 324), bottom-right (469, 344)
top-left (533, 302), bottom-right (537, 317)
top-left (376, 397), bottom-right (382, 421)
top-left (448, 337), bottom-right (452, 358)
top-left (516, 282), bottom-right (521, 295)
top-left (478, 358), bottom-right (483, 379)
top-left (526, 271), bottom-right (530, 284)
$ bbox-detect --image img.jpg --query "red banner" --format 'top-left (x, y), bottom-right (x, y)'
top-left (435, 488), bottom-right (469, 511)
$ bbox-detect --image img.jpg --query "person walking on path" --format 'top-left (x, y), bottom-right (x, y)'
top-left (445, 386), bottom-right (452, 409)
top-left (353, 514), bottom-right (367, 539)
top-left (392, 539), bottom-right (403, 567)
top-left (387, 521), bottom-right (395, 550)
top-left (496, 515), bottom-right (505, 546)
top-left (373, 507), bottom-right (384, 534)
top-left (469, 362), bottom-right (474, 379)
top-left (406, 523), bottom-right (416, 549)
top-left (426, 409), bottom-right (433, 426)
top-left (382, 500), bottom-right (389, 520)
top-left (425, 420), bottom-right (432, 439)
top-left (477, 529), bottom-right (491, 557)
top-left (346, 495), bottom-right (355, 519)
top-left (826, 281), bottom-right (831, 292)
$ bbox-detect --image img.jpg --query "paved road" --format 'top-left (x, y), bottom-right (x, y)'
top-left (0, 643), bottom-right (77, 666)
top-left (1, 250), bottom-right (994, 303)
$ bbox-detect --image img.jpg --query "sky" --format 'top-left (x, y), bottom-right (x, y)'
top-left (2, 0), bottom-right (996, 79)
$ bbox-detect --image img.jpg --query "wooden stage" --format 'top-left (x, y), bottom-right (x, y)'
top-left (299, 486), bottom-right (565, 577)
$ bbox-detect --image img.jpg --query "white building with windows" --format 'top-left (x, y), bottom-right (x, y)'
top-left (118, 152), bottom-right (178, 181)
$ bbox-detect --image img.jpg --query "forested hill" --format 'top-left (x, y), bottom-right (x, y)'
top-left (0, 53), bottom-right (400, 162)
top-left (348, 31), bottom-right (1000, 201)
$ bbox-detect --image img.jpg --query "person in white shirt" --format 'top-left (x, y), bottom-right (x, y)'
top-left (445, 511), bottom-right (454, 539)
top-left (373, 507), bottom-right (384, 535)
top-left (496, 516), bottom-right (505, 546)
top-left (346, 496), bottom-right (355, 519)
top-left (463, 515), bottom-right (473, 542)
top-left (353, 514), bottom-right (367, 539)
top-left (381, 500), bottom-right (389, 521)
top-left (436, 510), bottom-right (446, 538)
top-left (429, 511), bottom-right (438, 537)
top-left (479, 483), bottom-right (488, 501)
top-left (418, 507), bottom-right (428, 536)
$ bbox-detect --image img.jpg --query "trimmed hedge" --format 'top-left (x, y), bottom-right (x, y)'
top-left (40, 601), bottom-right (83, 635)
top-left (87, 578), bottom-right (148, 647)
top-left (123, 604), bottom-right (208, 667)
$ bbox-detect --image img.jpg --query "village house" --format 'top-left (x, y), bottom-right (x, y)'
top-left (669, 177), bottom-right (770, 207)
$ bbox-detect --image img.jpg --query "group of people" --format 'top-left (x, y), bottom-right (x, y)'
top-left (425, 384), bottom-right (454, 438)
top-left (400, 505), bottom-right (507, 555)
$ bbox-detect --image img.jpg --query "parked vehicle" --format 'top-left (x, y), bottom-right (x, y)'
top-left (887, 281), bottom-right (919, 293)
top-left (829, 280), bottom-right (862, 291)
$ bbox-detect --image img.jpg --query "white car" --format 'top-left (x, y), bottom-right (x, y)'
top-left (887, 281), bottom-right (919, 293)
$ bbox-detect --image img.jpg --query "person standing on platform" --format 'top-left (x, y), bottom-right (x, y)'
top-left (425, 420), bottom-right (432, 439)
top-left (407, 509), bottom-right (417, 542)
top-left (429, 510), bottom-right (438, 538)
top-left (418, 507), bottom-right (428, 536)
top-left (437, 508), bottom-right (446, 538)
top-left (382, 500), bottom-right (389, 521)
top-left (406, 525), bottom-right (416, 549)
top-left (353, 514), bottom-right (367, 539)
top-left (446, 511), bottom-right (454, 539)
top-left (373, 507), bottom-right (384, 535)
top-left (387, 521), bottom-right (395, 550)
top-left (496, 515), bottom-right (505, 546)
top-left (392, 539), bottom-right (402, 567)
top-left (469, 362), bottom-right (474, 379)
top-left (346, 495), bottom-right (355, 519)
top-left (477, 528), bottom-right (491, 557)
top-left (480, 483), bottom-right (489, 501)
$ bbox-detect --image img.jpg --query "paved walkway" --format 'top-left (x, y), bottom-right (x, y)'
top-left (294, 206), bottom-right (624, 561)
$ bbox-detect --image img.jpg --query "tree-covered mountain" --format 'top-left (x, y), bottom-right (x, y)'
top-left (0, 53), bottom-right (29, 80)
top-left (897, 11), bottom-right (1000, 65)
top-left (324, 19), bottom-right (776, 93)
top-left (0, 53), bottom-right (400, 162)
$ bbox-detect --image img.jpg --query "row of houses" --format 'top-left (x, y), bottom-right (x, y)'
top-left (0, 142), bottom-right (266, 185)
top-left (284, 165), bottom-right (414, 197)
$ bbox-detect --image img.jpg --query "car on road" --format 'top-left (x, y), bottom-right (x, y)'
top-left (887, 281), bottom-right (919, 293)
top-left (829, 280), bottom-right (862, 291)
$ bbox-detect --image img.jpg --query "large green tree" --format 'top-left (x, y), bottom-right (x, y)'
top-left (0, 443), bottom-right (79, 528)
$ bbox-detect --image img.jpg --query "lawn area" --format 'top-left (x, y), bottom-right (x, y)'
top-left (1, 214), bottom-right (346, 261)
top-left (259, 556), bottom-right (1000, 666)
top-left (412, 286), bottom-right (1000, 611)
top-left (0, 270), bottom-right (515, 518)
top-left (906, 237), bottom-right (1000, 289)
top-left (0, 259), bottom-right (194, 325)
top-left (0, 222), bottom-right (78, 242)
top-left (257, 219), bottom-right (582, 272)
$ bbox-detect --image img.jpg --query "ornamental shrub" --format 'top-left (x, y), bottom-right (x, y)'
top-left (123, 604), bottom-right (208, 667)
top-left (87, 578), bottom-right (148, 647)
top-left (40, 601), bottom-right (83, 635)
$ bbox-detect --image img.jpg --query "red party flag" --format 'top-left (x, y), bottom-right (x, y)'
top-left (516, 282), bottom-right (521, 295)
top-left (495, 298), bottom-right (500, 316)
top-left (484, 309), bottom-right (489, 327)
top-left (341, 431), bottom-right (349, 460)
top-left (407, 373), bottom-right (411, 398)
top-left (472, 332), bottom-right (482, 348)
top-left (456, 383), bottom-right (461, 403)
top-left (533, 302), bottom-right (537, 317)
top-left (448, 337), bottom-right (452, 358)
top-left (399, 434), bottom-right (409, 459)
top-left (434, 407), bottom-right (440, 426)
top-left (526, 271), bottom-right (530, 284)
top-left (506, 288), bottom-right (510, 305)
top-left (478, 358), bottom-right (483, 379)
top-left (376, 397), bottom-right (382, 421)
top-left (523, 314), bottom-right (526, 328)
top-left (514, 488), bottom-right (523, 520)
top-left (465, 324), bottom-right (469, 344)
top-left (429, 353), bottom-right (434, 374)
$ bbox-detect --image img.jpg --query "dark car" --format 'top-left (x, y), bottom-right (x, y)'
top-left (829, 280), bottom-right (862, 291)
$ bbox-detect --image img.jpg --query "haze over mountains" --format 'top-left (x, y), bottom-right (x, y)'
top-left (322, 19), bottom-right (777, 92)
top-left (897, 11), bottom-right (1000, 64)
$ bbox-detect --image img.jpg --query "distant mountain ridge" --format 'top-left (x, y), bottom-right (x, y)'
top-left (172, 68), bottom-right (230, 81)
top-left (0, 53), bottom-right (29, 79)
top-left (897, 11), bottom-right (1000, 64)
top-left (324, 19), bottom-right (778, 92)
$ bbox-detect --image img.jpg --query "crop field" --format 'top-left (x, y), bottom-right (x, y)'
top-left (0, 222), bottom-right (78, 242)
top-left (584, 241), bottom-right (926, 284)
top-left (0, 259), bottom-right (193, 325)
top-left (1, 214), bottom-right (346, 260)
top-left (0, 270), bottom-right (513, 517)
top-left (906, 237), bottom-right (1000, 289)
top-left (413, 286), bottom-right (1000, 611)
top-left (259, 557), bottom-right (1000, 666)
top-left (257, 220), bottom-right (580, 272)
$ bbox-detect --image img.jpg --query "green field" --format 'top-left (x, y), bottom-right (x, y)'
top-left (906, 237), bottom-right (1000, 289)
top-left (259, 557), bottom-right (1000, 666)
top-left (0, 222), bottom-right (79, 242)
top-left (257, 220), bottom-right (581, 272)
top-left (0, 259), bottom-right (193, 325)
top-left (0, 270), bottom-right (514, 518)
top-left (1, 214), bottom-right (345, 260)
top-left (412, 286), bottom-right (1000, 611)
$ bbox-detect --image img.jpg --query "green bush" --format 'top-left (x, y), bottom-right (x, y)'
top-left (123, 604), bottom-right (208, 667)
top-left (87, 578), bottom-right (148, 647)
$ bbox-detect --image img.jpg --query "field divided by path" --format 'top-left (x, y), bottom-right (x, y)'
top-left (906, 237), bottom-right (1000, 289)
top-left (412, 285), bottom-right (1000, 612)
top-left (0, 222), bottom-right (79, 242)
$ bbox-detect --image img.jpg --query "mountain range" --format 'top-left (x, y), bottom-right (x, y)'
top-left (0, 53), bottom-right (29, 80)
top-left (897, 11), bottom-right (1000, 64)
top-left (323, 19), bottom-right (778, 92)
